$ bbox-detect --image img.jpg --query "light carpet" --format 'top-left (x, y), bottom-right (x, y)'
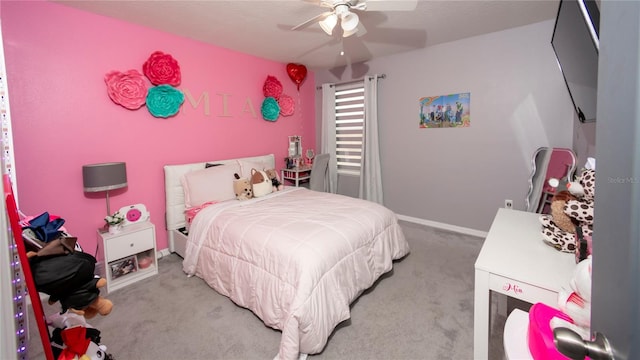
top-left (28, 220), bottom-right (509, 359)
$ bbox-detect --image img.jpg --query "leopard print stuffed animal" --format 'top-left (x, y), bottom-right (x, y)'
top-left (539, 169), bottom-right (595, 252)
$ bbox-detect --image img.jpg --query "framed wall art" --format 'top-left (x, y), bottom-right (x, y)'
top-left (419, 92), bottom-right (470, 129)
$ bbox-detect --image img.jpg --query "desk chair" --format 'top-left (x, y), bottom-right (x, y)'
top-left (309, 153), bottom-right (329, 192)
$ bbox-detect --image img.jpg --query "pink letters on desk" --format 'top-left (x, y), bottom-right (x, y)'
top-left (503, 283), bottom-right (524, 295)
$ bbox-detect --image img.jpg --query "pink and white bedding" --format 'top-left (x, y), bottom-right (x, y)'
top-left (183, 187), bottom-right (409, 360)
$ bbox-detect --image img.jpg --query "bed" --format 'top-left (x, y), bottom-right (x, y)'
top-left (164, 154), bottom-right (410, 360)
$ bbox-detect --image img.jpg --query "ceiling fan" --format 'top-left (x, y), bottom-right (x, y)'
top-left (291, 0), bottom-right (418, 38)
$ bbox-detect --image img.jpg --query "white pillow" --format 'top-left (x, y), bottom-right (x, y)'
top-left (181, 163), bottom-right (241, 208)
top-left (237, 159), bottom-right (267, 178)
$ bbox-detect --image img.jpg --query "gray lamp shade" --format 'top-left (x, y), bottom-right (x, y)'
top-left (82, 162), bottom-right (128, 192)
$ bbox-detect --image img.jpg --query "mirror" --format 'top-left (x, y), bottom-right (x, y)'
top-left (305, 149), bottom-right (315, 165)
top-left (525, 147), bottom-right (577, 213)
top-left (288, 135), bottom-right (302, 158)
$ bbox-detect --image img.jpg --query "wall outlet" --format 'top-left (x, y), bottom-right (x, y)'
top-left (505, 199), bottom-right (513, 209)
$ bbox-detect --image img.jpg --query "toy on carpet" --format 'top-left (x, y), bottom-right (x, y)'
top-left (26, 236), bottom-right (113, 319)
top-left (539, 168), bottom-right (595, 254)
top-left (48, 312), bottom-right (113, 360)
top-left (233, 173), bottom-right (253, 200)
top-left (48, 311), bottom-right (93, 330)
top-left (552, 255), bottom-right (593, 340)
top-left (527, 256), bottom-right (593, 359)
top-left (527, 302), bottom-right (574, 360)
top-left (53, 326), bottom-right (112, 360)
top-left (265, 168), bottom-right (283, 191)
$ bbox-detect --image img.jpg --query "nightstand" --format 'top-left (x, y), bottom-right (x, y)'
top-left (98, 221), bottom-right (158, 293)
top-left (281, 166), bottom-right (312, 187)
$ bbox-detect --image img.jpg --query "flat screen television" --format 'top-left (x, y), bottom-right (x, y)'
top-left (551, 0), bottom-right (600, 123)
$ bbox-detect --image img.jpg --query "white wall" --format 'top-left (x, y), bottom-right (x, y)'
top-left (316, 20), bottom-right (576, 232)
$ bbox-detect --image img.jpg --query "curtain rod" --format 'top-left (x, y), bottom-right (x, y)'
top-left (315, 74), bottom-right (386, 90)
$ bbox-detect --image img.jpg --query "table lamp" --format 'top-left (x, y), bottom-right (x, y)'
top-left (82, 162), bottom-right (127, 215)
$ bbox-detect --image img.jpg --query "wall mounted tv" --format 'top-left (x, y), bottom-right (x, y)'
top-left (551, 0), bottom-right (600, 123)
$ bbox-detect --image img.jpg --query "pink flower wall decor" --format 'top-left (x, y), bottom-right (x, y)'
top-left (104, 69), bottom-right (148, 110)
top-left (263, 75), bottom-right (283, 99)
top-left (143, 51), bottom-right (181, 86)
top-left (278, 94), bottom-right (295, 116)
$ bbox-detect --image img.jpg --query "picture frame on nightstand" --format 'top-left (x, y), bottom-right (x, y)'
top-left (110, 256), bottom-right (137, 280)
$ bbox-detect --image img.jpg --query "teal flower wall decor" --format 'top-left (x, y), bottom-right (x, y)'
top-left (146, 85), bottom-right (185, 118)
top-left (261, 97), bottom-right (280, 122)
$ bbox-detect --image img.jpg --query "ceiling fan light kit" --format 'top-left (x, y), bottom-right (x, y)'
top-left (293, 0), bottom-right (418, 39)
top-left (342, 26), bottom-right (358, 38)
top-left (319, 14), bottom-right (338, 35)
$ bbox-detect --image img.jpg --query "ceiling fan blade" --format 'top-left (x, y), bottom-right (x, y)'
top-left (296, 36), bottom-right (341, 60)
top-left (361, 0), bottom-right (418, 11)
top-left (355, 21), bottom-right (367, 37)
top-left (291, 10), bottom-right (333, 31)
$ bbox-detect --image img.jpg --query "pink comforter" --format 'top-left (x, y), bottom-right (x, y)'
top-left (183, 187), bottom-right (410, 359)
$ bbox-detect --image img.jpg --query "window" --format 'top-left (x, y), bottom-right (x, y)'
top-left (334, 81), bottom-right (364, 176)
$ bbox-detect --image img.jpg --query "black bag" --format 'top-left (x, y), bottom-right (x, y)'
top-left (29, 251), bottom-right (100, 312)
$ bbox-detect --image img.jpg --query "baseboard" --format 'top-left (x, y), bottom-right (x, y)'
top-left (397, 214), bottom-right (488, 238)
top-left (157, 248), bottom-right (172, 259)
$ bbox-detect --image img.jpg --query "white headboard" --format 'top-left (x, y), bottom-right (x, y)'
top-left (163, 154), bottom-right (275, 232)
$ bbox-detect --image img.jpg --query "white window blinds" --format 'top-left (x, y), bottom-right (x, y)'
top-left (334, 81), bottom-right (364, 176)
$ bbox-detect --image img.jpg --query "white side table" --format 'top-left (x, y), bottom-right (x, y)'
top-left (98, 221), bottom-right (158, 293)
top-left (474, 208), bottom-right (576, 359)
top-left (281, 166), bottom-right (312, 187)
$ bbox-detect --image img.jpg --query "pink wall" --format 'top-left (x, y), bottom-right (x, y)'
top-left (1, 1), bottom-right (315, 259)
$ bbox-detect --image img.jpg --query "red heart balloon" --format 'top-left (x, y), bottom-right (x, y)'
top-left (286, 63), bottom-right (307, 90)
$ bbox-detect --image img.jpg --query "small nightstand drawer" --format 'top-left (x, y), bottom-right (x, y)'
top-left (106, 227), bottom-right (154, 261)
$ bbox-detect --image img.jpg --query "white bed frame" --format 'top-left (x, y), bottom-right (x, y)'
top-left (163, 154), bottom-right (275, 258)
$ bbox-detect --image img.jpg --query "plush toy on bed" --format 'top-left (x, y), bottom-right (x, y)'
top-left (264, 168), bottom-right (283, 191)
top-left (27, 239), bottom-right (113, 319)
top-left (233, 173), bottom-right (253, 200)
top-left (539, 169), bottom-right (595, 254)
top-left (250, 168), bottom-right (273, 197)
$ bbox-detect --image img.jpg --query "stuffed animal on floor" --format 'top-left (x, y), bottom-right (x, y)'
top-left (27, 237), bottom-right (113, 319)
top-left (49, 320), bottom-right (113, 360)
top-left (233, 173), bottom-right (253, 200)
top-left (539, 169), bottom-right (595, 253)
top-left (264, 168), bottom-right (283, 191)
top-left (550, 256), bottom-right (593, 340)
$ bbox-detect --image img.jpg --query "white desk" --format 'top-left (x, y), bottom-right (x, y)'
top-left (474, 208), bottom-right (576, 359)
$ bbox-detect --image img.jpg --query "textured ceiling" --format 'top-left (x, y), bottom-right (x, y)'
top-left (54, 0), bottom-right (560, 71)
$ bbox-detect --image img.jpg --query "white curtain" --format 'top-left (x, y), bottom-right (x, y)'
top-left (359, 75), bottom-right (384, 204)
top-left (321, 83), bottom-right (337, 193)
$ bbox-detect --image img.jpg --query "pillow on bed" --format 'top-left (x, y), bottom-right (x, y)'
top-left (181, 163), bottom-right (240, 208)
top-left (237, 159), bottom-right (268, 178)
